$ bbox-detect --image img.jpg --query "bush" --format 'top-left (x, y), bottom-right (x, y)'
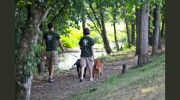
top-left (60, 28), bottom-right (82, 48)
top-left (122, 43), bottom-right (134, 51)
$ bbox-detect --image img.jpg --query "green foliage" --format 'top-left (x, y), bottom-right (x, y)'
top-left (122, 42), bottom-right (135, 51)
top-left (15, 1), bottom-right (27, 64)
top-left (117, 31), bottom-right (127, 43)
top-left (16, 0), bottom-right (32, 6)
top-left (60, 28), bottom-right (82, 48)
top-left (149, 14), bottom-right (154, 33)
top-left (15, 0), bottom-right (43, 77)
top-left (21, 47), bottom-right (41, 82)
top-left (92, 34), bottom-right (103, 44)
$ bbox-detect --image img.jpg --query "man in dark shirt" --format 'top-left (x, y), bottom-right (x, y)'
top-left (79, 28), bottom-right (95, 82)
top-left (42, 22), bottom-right (65, 83)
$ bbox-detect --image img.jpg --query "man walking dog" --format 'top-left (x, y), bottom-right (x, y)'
top-left (42, 22), bottom-right (65, 83)
top-left (79, 28), bottom-right (95, 82)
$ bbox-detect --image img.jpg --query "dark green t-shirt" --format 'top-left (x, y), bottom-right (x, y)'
top-left (79, 35), bottom-right (94, 57)
top-left (43, 31), bottom-right (60, 51)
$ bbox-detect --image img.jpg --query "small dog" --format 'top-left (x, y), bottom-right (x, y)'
top-left (73, 59), bottom-right (87, 78)
top-left (93, 59), bottom-right (104, 78)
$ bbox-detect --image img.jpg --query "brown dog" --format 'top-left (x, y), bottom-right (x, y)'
top-left (93, 59), bottom-right (104, 79)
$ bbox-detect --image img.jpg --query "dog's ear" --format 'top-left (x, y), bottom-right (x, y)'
top-left (100, 60), bottom-right (103, 63)
top-left (94, 59), bottom-right (98, 63)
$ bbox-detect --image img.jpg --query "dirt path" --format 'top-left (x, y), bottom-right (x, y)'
top-left (30, 54), bottom-right (138, 100)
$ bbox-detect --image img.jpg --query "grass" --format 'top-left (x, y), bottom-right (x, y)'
top-left (68, 51), bottom-right (165, 100)
top-left (98, 47), bottom-right (136, 63)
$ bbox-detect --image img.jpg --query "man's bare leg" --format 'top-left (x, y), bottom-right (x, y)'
top-left (80, 66), bottom-right (85, 82)
top-left (48, 66), bottom-right (55, 83)
top-left (89, 67), bottom-right (93, 81)
top-left (50, 66), bottom-right (54, 78)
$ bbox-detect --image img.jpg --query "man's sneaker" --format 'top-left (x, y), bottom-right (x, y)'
top-left (80, 78), bottom-right (83, 82)
top-left (48, 78), bottom-right (55, 83)
top-left (90, 77), bottom-right (94, 81)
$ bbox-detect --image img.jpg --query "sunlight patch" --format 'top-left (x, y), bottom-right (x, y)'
top-left (139, 84), bottom-right (165, 94)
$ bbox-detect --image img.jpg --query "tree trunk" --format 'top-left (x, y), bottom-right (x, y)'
top-left (148, 9), bottom-right (153, 46)
top-left (152, 4), bottom-right (161, 55)
top-left (113, 2), bottom-right (120, 52)
top-left (100, 9), bottom-right (113, 54)
top-left (82, 9), bottom-right (86, 33)
top-left (125, 22), bottom-right (131, 48)
top-left (113, 19), bottom-right (120, 51)
top-left (161, 3), bottom-right (165, 38)
top-left (85, 9), bottom-right (101, 34)
top-left (122, 1), bottom-right (131, 48)
top-left (137, 1), bottom-right (150, 66)
top-left (15, 3), bottom-right (48, 100)
top-left (135, 7), bottom-right (141, 56)
top-left (151, 7), bottom-right (156, 48)
top-left (82, 20), bottom-right (85, 33)
top-left (131, 20), bottom-right (135, 45)
top-left (88, 3), bottom-right (112, 54)
top-left (158, 29), bottom-right (162, 49)
top-left (161, 16), bottom-right (165, 38)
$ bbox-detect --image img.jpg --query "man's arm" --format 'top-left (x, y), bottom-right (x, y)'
top-left (91, 46), bottom-right (95, 60)
top-left (79, 46), bottom-right (82, 50)
top-left (79, 38), bottom-right (82, 50)
top-left (58, 39), bottom-right (65, 53)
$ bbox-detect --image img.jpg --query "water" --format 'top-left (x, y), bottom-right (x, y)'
top-left (57, 42), bottom-right (125, 71)
top-left (58, 51), bottom-right (106, 70)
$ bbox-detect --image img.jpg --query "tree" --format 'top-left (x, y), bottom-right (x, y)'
top-left (15, 1), bottom-right (50, 99)
top-left (135, 7), bottom-right (141, 56)
top-left (130, 8), bottom-right (136, 46)
top-left (137, 0), bottom-right (150, 66)
top-left (111, 0), bottom-right (120, 51)
top-left (131, 19), bottom-right (136, 46)
top-left (152, 4), bottom-right (161, 55)
top-left (99, 5), bottom-right (113, 54)
top-left (158, 1), bottom-right (165, 49)
top-left (122, 0), bottom-right (131, 48)
top-left (87, 0), bottom-right (113, 54)
top-left (148, 4), bottom-right (154, 46)
top-left (15, 0), bottom-right (76, 99)
top-left (160, 0), bottom-right (165, 38)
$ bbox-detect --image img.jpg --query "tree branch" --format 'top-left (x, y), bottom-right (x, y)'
top-left (85, 9), bottom-right (101, 34)
top-left (40, 7), bottom-right (51, 23)
top-left (26, 4), bottom-right (32, 21)
top-left (89, 3), bottom-right (102, 30)
top-left (51, 0), bottom-right (68, 23)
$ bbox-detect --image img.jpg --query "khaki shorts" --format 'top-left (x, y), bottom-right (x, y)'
top-left (80, 57), bottom-right (94, 68)
top-left (45, 51), bottom-right (59, 67)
